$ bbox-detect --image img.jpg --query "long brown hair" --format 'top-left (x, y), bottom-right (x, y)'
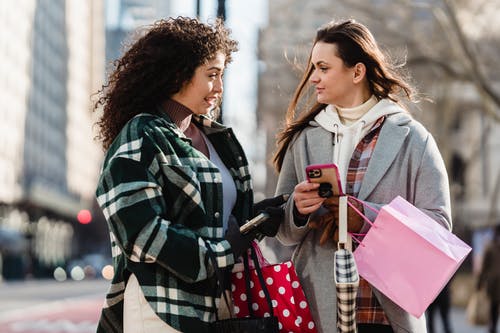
top-left (94, 17), bottom-right (238, 150)
top-left (272, 19), bottom-right (415, 172)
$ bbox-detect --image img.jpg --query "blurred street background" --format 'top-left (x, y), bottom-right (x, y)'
top-left (0, 278), bottom-right (486, 333)
top-left (0, 0), bottom-right (499, 332)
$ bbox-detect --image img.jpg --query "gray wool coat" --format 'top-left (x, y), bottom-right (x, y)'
top-left (275, 103), bottom-right (452, 333)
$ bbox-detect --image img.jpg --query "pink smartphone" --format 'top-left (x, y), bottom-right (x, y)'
top-left (306, 163), bottom-right (344, 197)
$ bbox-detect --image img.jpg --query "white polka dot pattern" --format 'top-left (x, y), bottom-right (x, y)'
top-left (231, 260), bottom-right (317, 332)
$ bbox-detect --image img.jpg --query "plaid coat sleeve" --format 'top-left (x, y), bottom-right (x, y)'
top-left (96, 115), bottom-right (235, 283)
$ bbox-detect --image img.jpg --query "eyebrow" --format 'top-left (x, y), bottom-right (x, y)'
top-left (313, 60), bottom-right (329, 66)
top-left (206, 66), bottom-right (223, 71)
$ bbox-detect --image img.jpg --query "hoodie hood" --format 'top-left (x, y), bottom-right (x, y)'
top-left (312, 98), bottom-right (405, 190)
top-left (313, 98), bottom-right (403, 135)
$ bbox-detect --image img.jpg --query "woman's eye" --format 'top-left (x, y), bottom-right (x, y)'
top-left (312, 65), bottom-right (328, 73)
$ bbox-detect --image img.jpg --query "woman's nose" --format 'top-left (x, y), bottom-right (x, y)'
top-left (309, 71), bottom-right (319, 84)
top-left (214, 77), bottom-right (223, 93)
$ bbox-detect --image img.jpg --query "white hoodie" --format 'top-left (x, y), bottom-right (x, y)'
top-left (313, 97), bottom-right (402, 191)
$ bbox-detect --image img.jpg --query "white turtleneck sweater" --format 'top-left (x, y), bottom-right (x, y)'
top-left (313, 95), bottom-right (400, 191)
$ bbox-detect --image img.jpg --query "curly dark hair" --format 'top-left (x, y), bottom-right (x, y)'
top-left (94, 17), bottom-right (238, 150)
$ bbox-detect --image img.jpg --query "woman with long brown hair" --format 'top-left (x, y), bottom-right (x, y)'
top-left (273, 19), bottom-right (451, 333)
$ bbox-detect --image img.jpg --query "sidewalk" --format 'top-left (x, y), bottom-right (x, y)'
top-left (431, 306), bottom-right (487, 333)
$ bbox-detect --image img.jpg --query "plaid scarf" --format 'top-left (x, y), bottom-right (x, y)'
top-left (345, 117), bottom-right (391, 326)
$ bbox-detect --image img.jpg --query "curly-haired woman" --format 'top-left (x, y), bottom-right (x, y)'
top-left (273, 19), bottom-right (451, 332)
top-left (94, 17), bottom-right (284, 333)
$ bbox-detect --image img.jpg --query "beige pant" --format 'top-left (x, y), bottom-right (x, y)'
top-left (218, 290), bottom-right (234, 319)
top-left (124, 274), bottom-right (181, 333)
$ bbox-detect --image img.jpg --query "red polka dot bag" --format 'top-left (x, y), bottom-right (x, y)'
top-left (231, 242), bottom-right (318, 333)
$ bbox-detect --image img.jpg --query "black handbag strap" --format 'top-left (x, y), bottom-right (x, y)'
top-left (206, 243), bottom-right (275, 319)
top-left (245, 245), bottom-right (275, 317)
top-left (242, 251), bottom-right (254, 316)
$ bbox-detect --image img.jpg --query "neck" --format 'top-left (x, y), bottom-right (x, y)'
top-left (336, 95), bottom-right (377, 124)
top-left (161, 99), bottom-right (192, 132)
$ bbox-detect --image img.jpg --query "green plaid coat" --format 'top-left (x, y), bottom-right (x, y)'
top-left (95, 111), bottom-right (253, 332)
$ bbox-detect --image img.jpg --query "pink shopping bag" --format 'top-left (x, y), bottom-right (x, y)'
top-left (350, 196), bottom-right (471, 317)
top-left (231, 243), bottom-right (318, 333)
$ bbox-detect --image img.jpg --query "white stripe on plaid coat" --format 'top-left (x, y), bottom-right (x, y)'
top-left (334, 248), bottom-right (360, 333)
top-left (95, 111), bottom-right (253, 333)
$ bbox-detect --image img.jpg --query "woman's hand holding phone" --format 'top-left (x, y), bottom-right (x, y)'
top-left (304, 163), bottom-right (364, 244)
top-left (305, 163), bottom-right (343, 196)
top-left (293, 181), bottom-right (325, 216)
top-left (239, 194), bottom-right (289, 236)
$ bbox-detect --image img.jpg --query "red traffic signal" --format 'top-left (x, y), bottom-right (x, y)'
top-left (77, 209), bottom-right (92, 224)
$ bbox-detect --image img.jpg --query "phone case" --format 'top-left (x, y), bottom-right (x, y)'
top-left (239, 212), bottom-right (270, 234)
top-left (306, 163), bottom-right (344, 196)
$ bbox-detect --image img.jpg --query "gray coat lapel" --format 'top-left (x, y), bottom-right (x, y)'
top-left (305, 126), bottom-right (334, 165)
top-left (358, 113), bottom-right (411, 200)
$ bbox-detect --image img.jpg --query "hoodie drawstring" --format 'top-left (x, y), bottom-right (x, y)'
top-left (331, 123), bottom-right (340, 164)
top-left (354, 120), bottom-right (366, 145)
top-left (332, 123), bottom-right (339, 146)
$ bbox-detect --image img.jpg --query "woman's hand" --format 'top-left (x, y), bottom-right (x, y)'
top-left (293, 181), bottom-right (325, 216)
top-left (308, 205), bottom-right (338, 245)
top-left (323, 196), bottom-right (364, 233)
top-left (308, 196), bottom-right (366, 246)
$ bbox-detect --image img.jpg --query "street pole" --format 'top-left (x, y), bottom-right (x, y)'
top-left (196, 0), bottom-right (200, 19)
top-left (216, 0), bottom-right (226, 123)
top-left (217, 0), bottom-right (226, 21)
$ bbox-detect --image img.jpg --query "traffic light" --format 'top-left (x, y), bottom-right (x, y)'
top-left (77, 209), bottom-right (92, 224)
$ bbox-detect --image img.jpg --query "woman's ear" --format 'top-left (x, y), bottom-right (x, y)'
top-left (353, 62), bottom-right (366, 83)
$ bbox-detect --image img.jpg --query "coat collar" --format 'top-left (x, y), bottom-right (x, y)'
top-left (304, 112), bottom-right (412, 199)
top-left (358, 113), bottom-right (412, 199)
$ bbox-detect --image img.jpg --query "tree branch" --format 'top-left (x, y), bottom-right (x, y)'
top-left (407, 56), bottom-right (469, 80)
top-left (441, 0), bottom-right (500, 109)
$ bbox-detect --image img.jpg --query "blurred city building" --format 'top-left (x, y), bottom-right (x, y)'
top-left (0, 0), bottom-right (105, 280)
top-left (105, 0), bottom-right (171, 71)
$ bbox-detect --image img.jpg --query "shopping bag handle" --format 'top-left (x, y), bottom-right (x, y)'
top-left (343, 196), bottom-right (380, 248)
top-left (348, 232), bottom-right (365, 247)
top-left (346, 195), bottom-right (378, 228)
top-left (251, 241), bottom-right (270, 268)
